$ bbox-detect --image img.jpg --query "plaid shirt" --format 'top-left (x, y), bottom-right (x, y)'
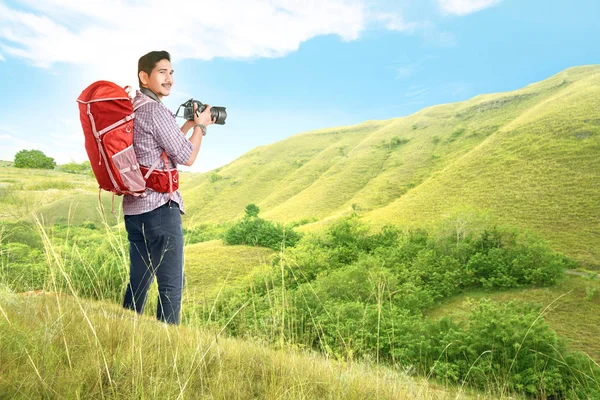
top-left (122, 90), bottom-right (194, 215)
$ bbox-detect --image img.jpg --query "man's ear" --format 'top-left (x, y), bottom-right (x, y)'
top-left (139, 71), bottom-right (149, 86)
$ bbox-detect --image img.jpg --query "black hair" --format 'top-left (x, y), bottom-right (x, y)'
top-left (138, 50), bottom-right (171, 88)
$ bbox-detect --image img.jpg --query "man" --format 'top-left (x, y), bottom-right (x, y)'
top-left (122, 50), bottom-right (213, 325)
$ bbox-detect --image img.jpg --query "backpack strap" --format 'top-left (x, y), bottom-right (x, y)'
top-left (98, 113), bottom-right (134, 136)
top-left (142, 155), bottom-right (163, 180)
top-left (142, 151), bottom-right (174, 200)
top-left (133, 92), bottom-right (156, 111)
top-left (163, 152), bottom-right (174, 201)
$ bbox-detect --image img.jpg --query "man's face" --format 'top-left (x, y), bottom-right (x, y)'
top-left (141, 58), bottom-right (174, 98)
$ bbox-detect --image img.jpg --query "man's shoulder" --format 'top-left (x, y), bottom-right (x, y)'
top-left (137, 98), bottom-right (174, 119)
top-left (133, 93), bottom-right (160, 113)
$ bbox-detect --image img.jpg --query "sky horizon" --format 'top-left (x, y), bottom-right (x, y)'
top-left (1, 0), bottom-right (599, 172)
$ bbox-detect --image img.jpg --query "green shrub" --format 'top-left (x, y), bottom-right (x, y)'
top-left (223, 205), bottom-right (302, 251)
top-left (0, 222), bottom-right (43, 249)
top-left (245, 203), bottom-right (260, 218)
top-left (378, 137), bottom-right (410, 150)
top-left (210, 173), bottom-right (223, 182)
top-left (224, 216), bottom-right (301, 251)
top-left (446, 128), bottom-right (466, 143)
top-left (0, 223), bottom-right (128, 301)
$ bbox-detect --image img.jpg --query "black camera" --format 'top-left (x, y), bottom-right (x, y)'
top-left (177, 99), bottom-right (227, 125)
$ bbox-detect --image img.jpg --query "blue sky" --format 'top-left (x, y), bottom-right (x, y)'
top-left (0, 0), bottom-right (598, 172)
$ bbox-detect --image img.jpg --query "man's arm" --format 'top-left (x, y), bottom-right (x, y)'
top-left (180, 104), bottom-right (214, 167)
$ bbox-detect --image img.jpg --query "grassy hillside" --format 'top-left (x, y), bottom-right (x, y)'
top-left (366, 66), bottom-right (600, 267)
top-left (0, 287), bottom-right (482, 399)
top-left (0, 166), bottom-right (111, 224)
top-left (181, 65), bottom-right (600, 267)
top-left (184, 240), bottom-right (274, 303)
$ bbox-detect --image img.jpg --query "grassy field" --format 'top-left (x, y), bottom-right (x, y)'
top-left (0, 287), bottom-right (491, 399)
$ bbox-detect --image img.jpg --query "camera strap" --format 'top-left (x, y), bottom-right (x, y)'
top-left (140, 87), bottom-right (161, 103)
top-left (174, 98), bottom-right (194, 119)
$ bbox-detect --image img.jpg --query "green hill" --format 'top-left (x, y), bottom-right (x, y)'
top-left (181, 65), bottom-right (600, 267)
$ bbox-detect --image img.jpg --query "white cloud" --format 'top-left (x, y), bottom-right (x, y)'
top-left (422, 22), bottom-right (457, 46)
top-left (438, 0), bottom-right (502, 16)
top-left (370, 11), bottom-right (420, 33)
top-left (445, 81), bottom-right (470, 96)
top-left (395, 65), bottom-right (416, 79)
top-left (404, 86), bottom-right (429, 98)
top-left (0, 0), bottom-right (367, 69)
top-left (0, 52), bottom-right (4, 61)
top-left (392, 55), bottom-right (435, 80)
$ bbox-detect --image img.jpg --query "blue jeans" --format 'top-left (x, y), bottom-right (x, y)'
top-left (123, 202), bottom-right (184, 325)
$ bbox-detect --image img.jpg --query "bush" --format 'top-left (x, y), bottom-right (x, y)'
top-left (14, 149), bottom-right (56, 169)
top-left (224, 216), bottom-right (301, 251)
top-left (223, 205), bottom-right (302, 251)
top-left (0, 221), bottom-right (43, 249)
top-left (0, 223), bottom-right (128, 301)
top-left (56, 161), bottom-right (92, 175)
top-left (245, 203), bottom-right (260, 218)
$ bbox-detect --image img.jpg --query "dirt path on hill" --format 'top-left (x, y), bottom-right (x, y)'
top-left (566, 269), bottom-right (600, 279)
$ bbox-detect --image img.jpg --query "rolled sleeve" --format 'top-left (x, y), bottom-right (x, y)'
top-left (151, 105), bottom-right (194, 165)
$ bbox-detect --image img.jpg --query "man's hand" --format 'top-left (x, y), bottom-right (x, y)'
top-left (194, 103), bottom-right (215, 127)
top-left (181, 102), bottom-right (214, 134)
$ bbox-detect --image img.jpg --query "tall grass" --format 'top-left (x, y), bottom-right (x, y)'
top-left (2, 288), bottom-right (487, 399)
top-left (0, 220), bottom-right (480, 399)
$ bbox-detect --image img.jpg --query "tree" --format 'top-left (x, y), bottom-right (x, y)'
top-left (14, 149), bottom-right (56, 169)
top-left (245, 203), bottom-right (260, 218)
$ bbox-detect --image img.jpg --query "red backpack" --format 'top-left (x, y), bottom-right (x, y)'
top-left (77, 81), bottom-right (177, 198)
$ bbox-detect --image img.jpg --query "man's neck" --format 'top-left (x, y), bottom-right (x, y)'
top-left (140, 87), bottom-right (161, 103)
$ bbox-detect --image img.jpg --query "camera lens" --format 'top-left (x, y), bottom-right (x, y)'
top-left (210, 107), bottom-right (227, 125)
